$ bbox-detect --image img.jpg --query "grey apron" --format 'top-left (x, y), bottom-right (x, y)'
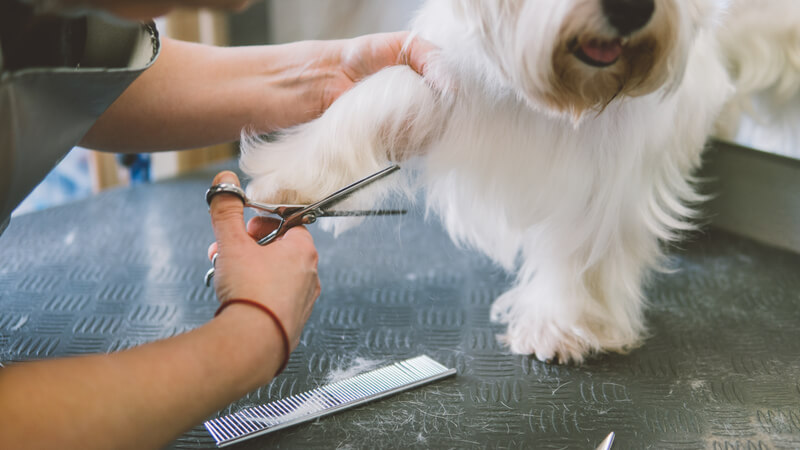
top-left (0, 9), bottom-right (160, 234)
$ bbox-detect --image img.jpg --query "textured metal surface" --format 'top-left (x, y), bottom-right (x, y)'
top-left (1, 163), bottom-right (799, 449)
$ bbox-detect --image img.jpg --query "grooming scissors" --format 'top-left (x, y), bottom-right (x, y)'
top-left (203, 164), bottom-right (404, 286)
top-left (595, 432), bottom-right (615, 450)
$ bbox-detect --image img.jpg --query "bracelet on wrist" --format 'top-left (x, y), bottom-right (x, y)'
top-left (215, 299), bottom-right (291, 376)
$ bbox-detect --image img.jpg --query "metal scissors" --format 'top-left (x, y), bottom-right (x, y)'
top-left (204, 164), bottom-right (405, 286)
top-left (595, 432), bottom-right (615, 450)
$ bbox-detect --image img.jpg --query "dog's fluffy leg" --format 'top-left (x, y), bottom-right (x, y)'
top-left (492, 235), bottom-right (655, 363)
top-left (490, 216), bottom-right (654, 363)
top-left (240, 65), bottom-right (444, 232)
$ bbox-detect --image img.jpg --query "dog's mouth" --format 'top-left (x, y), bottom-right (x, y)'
top-left (571, 37), bottom-right (624, 67)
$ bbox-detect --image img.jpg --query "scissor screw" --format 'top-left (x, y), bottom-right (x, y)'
top-left (303, 213), bottom-right (317, 224)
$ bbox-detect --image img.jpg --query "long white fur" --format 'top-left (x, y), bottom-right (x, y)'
top-left (715, 0), bottom-right (800, 157)
top-left (239, 0), bottom-right (771, 363)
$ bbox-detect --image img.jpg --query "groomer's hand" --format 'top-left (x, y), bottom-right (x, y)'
top-left (318, 31), bottom-right (438, 113)
top-left (207, 171), bottom-right (320, 350)
top-left (83, 31), bottom-right (439, 151)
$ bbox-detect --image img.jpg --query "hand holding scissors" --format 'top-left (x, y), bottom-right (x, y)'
top-left (204, 165), bottom-right (404, 286)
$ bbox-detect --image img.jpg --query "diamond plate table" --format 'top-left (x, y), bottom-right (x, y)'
top-left (1, 162), bottom-right (799, 450)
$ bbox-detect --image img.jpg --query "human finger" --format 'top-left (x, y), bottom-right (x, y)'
top-left (277, 225), bottom-right (316, 249)
top-left (208, 242), bottom-right (218, 261)
top-left (271, 226), bottom-right (321, 324)
top-left (246, 216), bottom-right (281, 240)
top-left (398, 33), bottom-right (438, 76)
top-left (208, 215), bottom-right (280, 261)
top-left (208, 171), bottom-right (249, 246)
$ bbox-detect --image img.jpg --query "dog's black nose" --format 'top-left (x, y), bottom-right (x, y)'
top-left (601, 0), bottom-right (655, 36)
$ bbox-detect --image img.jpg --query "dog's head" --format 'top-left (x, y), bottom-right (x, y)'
top-left (454, 0), bottom-right (726, 117)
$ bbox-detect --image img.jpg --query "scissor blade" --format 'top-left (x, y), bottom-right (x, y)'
top-left (244, 201), bottom-right (307, 215)
top-left (319, 209), bottom-right (407, 217)
top-left (304, 164), bottom-right (401, 213)
top-left (595, 432), bottom-right (615, 450)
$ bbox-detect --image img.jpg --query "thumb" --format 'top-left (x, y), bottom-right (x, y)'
top-left (209, 171), bottom-right (248, 246)
top-left (401, 34), bottom-right (438, 77)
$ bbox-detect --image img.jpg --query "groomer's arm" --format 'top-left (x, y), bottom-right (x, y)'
top-left (0, 307), bottom-right (282, 449)
top-left (0, 172), bottom-right (320, 450)
top-left (81, 33), bottom-right (433, 152)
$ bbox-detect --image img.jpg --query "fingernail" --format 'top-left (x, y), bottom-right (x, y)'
top-left (217, 171), bottom-right (238, 185)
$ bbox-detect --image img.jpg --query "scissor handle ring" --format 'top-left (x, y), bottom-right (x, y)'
top-left (257, 218), bottom-right (285, 246)
top-left (205, 183), bottom-right (246, 207)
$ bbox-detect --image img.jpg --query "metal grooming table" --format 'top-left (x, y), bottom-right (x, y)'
top-left (1, 143), bottom-right (798, 449)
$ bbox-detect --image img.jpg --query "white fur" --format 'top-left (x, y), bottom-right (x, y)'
top-left (241, 0), bottom-right (743, 363)
top-left (715, 0), bottom-right (800, 157)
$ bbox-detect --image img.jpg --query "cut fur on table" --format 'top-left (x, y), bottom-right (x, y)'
top-left (241, 0), bottom-right (795, 363)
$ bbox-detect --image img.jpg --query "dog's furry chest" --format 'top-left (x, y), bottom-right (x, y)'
top-left (423, 90), bottom-right (660, 224)
top-left (417, 54), bottom-right (724, 270)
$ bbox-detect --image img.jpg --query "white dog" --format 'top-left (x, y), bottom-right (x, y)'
top-left (240, 0), bottom-right (758, 363)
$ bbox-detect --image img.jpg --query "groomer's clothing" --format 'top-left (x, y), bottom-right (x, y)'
top-left (0, 2), bottom-right (160, 234)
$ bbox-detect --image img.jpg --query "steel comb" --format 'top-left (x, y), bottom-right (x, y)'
top-left (204, 355), bottom-right (456, 447)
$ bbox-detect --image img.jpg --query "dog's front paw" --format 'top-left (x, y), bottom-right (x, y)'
top-left (496, 321), bottom-right (597, 364)
top-left (245, 169), bottom-right (320, 206)
top-left (491, 288), bottom-right (643, 364)
top-left (240, 134), bottom-right (333, 206)
top-left (240, 133), bottom-right (399, 237)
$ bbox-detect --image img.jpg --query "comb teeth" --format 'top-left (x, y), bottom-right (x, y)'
top-left (204, 355), bottom-right (456, 447)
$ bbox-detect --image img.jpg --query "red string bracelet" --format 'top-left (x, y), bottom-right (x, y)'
top-left (215, 299), bottom-right (291, 376)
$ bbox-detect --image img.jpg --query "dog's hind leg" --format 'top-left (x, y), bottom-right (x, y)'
top-left (240, 65), bottom-right (444, 222)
